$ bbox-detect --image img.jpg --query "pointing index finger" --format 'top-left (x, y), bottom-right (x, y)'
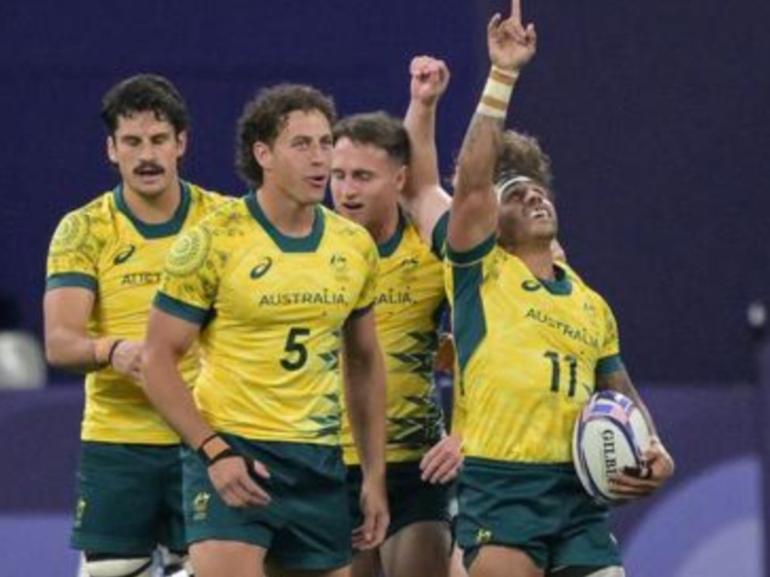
top-left (511, 0), bottom-right (521, 24)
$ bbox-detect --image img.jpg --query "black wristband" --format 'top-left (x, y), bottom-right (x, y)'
top-left (197, 433), bottom-right (220, 453)
top-left (206, 447), bottom-right (240, 467)
top-left (106, 339), bottom-right (124, 366)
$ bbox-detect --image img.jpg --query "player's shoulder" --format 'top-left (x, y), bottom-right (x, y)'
top-left (52, 190), bottom-right (117, 239)
top-left (323, 206), bottom-right (376, 249)
top-left (186, 182), bottom-right (232, 210)
top-left (196, 195), bottom-right (249, 228)
top-left (560, 262), bottom-right (612, 309)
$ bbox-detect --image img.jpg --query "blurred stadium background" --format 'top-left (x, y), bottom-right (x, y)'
top-left (1, 1), bottom-right (768, 575)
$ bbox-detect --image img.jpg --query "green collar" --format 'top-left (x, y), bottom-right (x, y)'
top-left (245, 192), bottom-right (324, 252)
top-left (538, 264), bottom-right (573, 296)
top-left (114, 181), bottom-right (191, 239)
top-left (377, 209), bottom-right (406, 258)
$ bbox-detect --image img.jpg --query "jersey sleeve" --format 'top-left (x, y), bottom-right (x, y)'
top-left (445, 232), bottom-right (496, 268)
top-left (350, 235), bottom-right (379, 317)
top-left (596, 296), bottom-right (623, 375)
top-left (46, 210), bottom-right (100, 292)
top-left (430, 210), bottom-right (450, 259)
top-left (154, 225), bottom-right (221, 325)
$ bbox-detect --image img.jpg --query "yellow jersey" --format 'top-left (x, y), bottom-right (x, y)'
top-left (155, 193), bottom-right (379, 445)
top-left (341, 211), bottom-right (447, 465)
top-left (46, 182), bottom-right (228, 444)
top-left (446, 237), bottom-right (622, 463)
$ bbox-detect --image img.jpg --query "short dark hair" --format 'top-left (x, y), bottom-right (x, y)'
top-left (101, 74), bottom-right (189, 136)
top-left (333, 112), bottom-right (411, 166)
top-left (494, 130), bottom-right (554, 191)
top-left (236, 84), bottom-right (337, 188)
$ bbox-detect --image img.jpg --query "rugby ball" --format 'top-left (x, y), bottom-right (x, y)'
top-left (572, 391), bottom-right (651, 504)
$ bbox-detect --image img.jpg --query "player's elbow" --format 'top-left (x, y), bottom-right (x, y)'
top-left (44, 343), bottom-right (62, 367)
top-left (140, 344), bottom-right (162, 387)
top-left (43, 333), bottom-right (72, 369)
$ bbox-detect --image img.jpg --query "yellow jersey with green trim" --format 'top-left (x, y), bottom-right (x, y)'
top-left (45, 182), bottom-right (229, 444)
top-left (446, 237), bottom-right (622, 463)
top-left (341, 212), bottom-right (447, 465)
top-left (155, 194), bottom-right (379, 445)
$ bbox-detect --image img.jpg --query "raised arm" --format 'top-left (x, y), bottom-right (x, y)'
top-left (448, 0), bottom-right (537, 252)
top-left (402, 55), bottom-right (452, 243)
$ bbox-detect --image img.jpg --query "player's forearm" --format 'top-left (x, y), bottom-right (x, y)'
top-left (455, 66), bottom-right (519, 201)
top-left (454, 113), bottom-right (504, 201)
top-left (44, 328), bottom-right (114, 373)
top-left (142, 347), bottom-right (214, 449)
top-left (598, 369), bottom-right (660, 438)
top-left (344, 351), bottom-right (387, 478)
top-left (404, 99), bottom-right (441, 196)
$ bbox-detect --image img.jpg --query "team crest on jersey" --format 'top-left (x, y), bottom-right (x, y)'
top-left (192, 491), bottom-right (211, 521)
top-left (583, 300), bottom-right (597, 318)
top-left (330, 253), bottom-right (349, 281)
top-left (250, 257), bottom-right (273, 279)
top-left (166, 228), bottom-right (211, 277)
top-left (50, 212), bottom-right (90, 256)
top-left (113, 245), bottom-right (136, 265)
top-left (400, 257), bottom-right (419, 281)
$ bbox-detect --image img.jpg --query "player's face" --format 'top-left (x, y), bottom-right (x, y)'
top-left (256, 109), bottom-right (333, 206)
top-left (107, 111), bottom-right (186, 199)
top-left (330, 138), bottom-right (405, 233)
top-left (497, 181), bottom-right (558, 245)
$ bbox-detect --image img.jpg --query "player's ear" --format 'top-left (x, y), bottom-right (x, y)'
top-left (394, 164), bottom-right (407, 193)
top-left (106, 135), bottom-right (118, 164)
top-left (175, 130), bottom-right (188, 157)
top-left (252, 141), bottom-right (272, 171)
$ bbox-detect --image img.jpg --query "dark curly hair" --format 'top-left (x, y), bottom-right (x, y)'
top-left (101, 74), bottom-right (189, 136)
top-left (236, 84), bottom-right (337, 188)
top-left (333, 112), bottom-right (411, 166)
top-left (494, 130), bottom-right (554, 191)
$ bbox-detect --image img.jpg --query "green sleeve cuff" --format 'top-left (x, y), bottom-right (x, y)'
top-left (430, 210), bottom-right (450, 259)
top-left (46, 273), bottom-right (97, 292)
top-left (446, 234), bottom-right (496, 265)
top-left (154, 292), bottom-right (210, 325)
top-left (596, 354), bottom-right (624, 376)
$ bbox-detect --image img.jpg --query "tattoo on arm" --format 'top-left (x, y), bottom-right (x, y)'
top-left (455, 113), bottom-right (505, 200)
top-left (598, 368), bottom-right (659, 437)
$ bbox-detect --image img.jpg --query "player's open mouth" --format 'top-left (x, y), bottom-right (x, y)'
top-left (135, 168), bottom-right (164, 177)
top-left (529, 208), bottom-right (550, 220)
top-left (306, 175), bottom-right (328, 188)
top-left (342, 202), bottom-right (364, 211)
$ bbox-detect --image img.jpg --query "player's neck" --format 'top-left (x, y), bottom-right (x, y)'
top-left (122, 180), bottom-right (182, 224)
top-left (368, 205), bottom-right (399, 245)
top-left (510, 244), bottom-right (555, 280)
top-left (257, 186), bottom-right (316, 237)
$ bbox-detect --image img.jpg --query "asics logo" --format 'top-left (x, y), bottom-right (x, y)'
top-left (113, 245), bottom-right (136, 264)
top-left (250, 257), bottom-right (273, 279)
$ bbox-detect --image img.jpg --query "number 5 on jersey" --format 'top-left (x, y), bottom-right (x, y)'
top-left (281, 327), bottom-right (311, 371)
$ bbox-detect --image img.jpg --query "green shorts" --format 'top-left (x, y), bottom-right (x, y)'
top-left (346, 460), bottom-right (451, 541)
top-left (183, 435), bottom-right (351, 571)
top-left (71, 442), bottom-right (185, 555)
top-left (457, 458), bottom-right (622, 571)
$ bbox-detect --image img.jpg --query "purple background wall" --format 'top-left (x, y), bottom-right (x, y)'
top-left (0, 0), bottom-right (768, 382)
